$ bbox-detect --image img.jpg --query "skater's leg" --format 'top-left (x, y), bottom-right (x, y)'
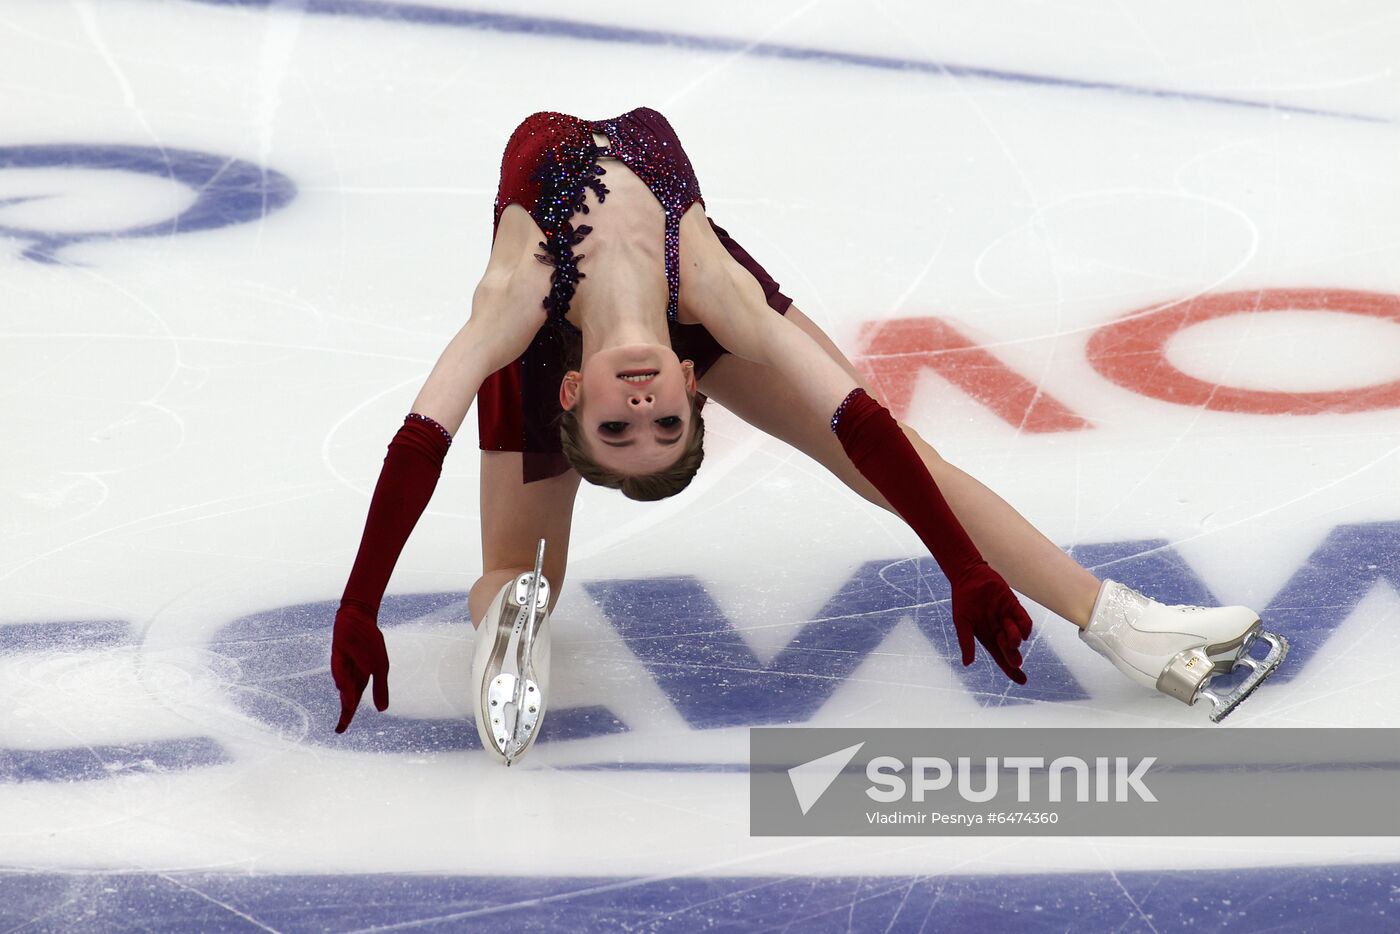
top-left (700, 305), bottom-right (1101, 629)
top-left (470, 450), bottom-right (576, 760)
top-left (469, 451), bottom-right (580, 625)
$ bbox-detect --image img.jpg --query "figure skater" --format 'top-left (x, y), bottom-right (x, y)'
top-left (331, 108), bottom-right (1286, 762)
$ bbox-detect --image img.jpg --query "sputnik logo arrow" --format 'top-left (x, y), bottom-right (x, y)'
top-left (787, 742), bottom-right (865, 815)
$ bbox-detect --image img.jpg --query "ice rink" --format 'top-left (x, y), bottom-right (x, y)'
top-left (3, 0), bottom-right (1400, 929)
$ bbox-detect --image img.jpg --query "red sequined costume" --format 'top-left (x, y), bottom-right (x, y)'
top-left (477, 107), bottom-right (794, 482)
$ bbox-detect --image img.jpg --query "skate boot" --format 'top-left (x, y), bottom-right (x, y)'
top-left (1082, 579), bottom-right (1288, 722)
top-left (471, 539), bottom-right (551, 765)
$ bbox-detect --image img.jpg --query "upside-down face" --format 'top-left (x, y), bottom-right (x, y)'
top-left (560, 344), bottom-right (697, 475)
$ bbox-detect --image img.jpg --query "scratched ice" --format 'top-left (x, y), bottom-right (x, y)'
top-left (2, 0), bottom-right (1399, 930)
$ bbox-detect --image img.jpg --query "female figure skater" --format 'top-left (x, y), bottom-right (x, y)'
top-left (331, 108), bottom-right (1286, 761)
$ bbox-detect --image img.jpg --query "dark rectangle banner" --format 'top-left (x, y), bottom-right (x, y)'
top-left (749, 728), bottom-right (1400, 836)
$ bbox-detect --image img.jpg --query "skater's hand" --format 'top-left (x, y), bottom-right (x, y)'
top-left (950, 563), bottom-right (1033, 685)
top-left (331, 603), bottom-right (389, 733)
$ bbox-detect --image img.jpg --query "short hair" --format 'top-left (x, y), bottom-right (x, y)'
top-left (559, 392), bottom-right (705, 501)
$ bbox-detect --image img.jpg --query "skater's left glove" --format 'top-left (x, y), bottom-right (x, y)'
top-left (832, 388), bottom-right (1032, 684)
top-left (951, 562), bottom-right (1032, 685)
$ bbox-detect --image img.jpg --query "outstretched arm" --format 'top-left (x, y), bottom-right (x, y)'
top-left (333, 259), bottom-right (548, 733)
top-left (411, 262), bottom-right (550, 436)
top-left (689, 250), bottom-right (1033, 683)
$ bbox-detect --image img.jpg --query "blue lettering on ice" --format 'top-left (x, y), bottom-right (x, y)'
top-left (208, 591), bottom-right (626, 753)
top-left (6, 521), bottom-right (1396, 766)
top-left (0, 620), bottom-right (231, 782)
top-left (0, 144), bottom-right (296, 262)
top-left (586, 559), bottom-right (1089, 728)
top-left (585, 519), bottom-right (1399, 724)
top-left (1249, 521), bottom-right (1400, 679)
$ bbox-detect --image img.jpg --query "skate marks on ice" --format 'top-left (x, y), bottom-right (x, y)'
top-left (1, 862), bottom-right (1396, 932)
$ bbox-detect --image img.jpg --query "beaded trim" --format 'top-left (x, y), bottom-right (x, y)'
top-left (529, 138), bottom-right (610, 329)
top-left (406, 412), bottom-right (453, 446)
top-left (829, 387), bottom-right (868, 433)
top-left (591, 114), bottom-right (702, 322)
top-left (513, 112), bottom-right (705, 331)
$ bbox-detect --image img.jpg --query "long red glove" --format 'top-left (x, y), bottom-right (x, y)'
top-left (831, 389), bottom-right (1032, 684)
top-left (332, 413), bottom-right (452, 732)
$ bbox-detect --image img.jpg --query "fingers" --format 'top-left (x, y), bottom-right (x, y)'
top-left (996, 629), bottom-right (1022, 669)
top-left (330, 618), bottom-right (389, 732)
top-left (977, 595), bottom-right (1030, 684)
top-left (984, 634), bottom-right (1028, 685)
top-left (957, 621), bottom-right (976, 668)
top-left (990, 587), bottom-right (1033, 641)
top-left (990, 591), bottom-right (1032, 679)
top-left (332, 648), bottom-right (371, 733)
top-left (1011, 605), bottom-right (1033, 641)
top-left (371, 665), bottom-right (390, 712)
top-left (335, 678), bottom-right (366, 733)
top-left (996, 658), bottom-right (1030, 686)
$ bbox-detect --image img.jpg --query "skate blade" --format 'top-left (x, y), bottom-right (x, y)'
top-left (486, 672), bottom-right (543, 764)
top-left (1199, 630), bottom-right (1289, 723)
top-left (505, 572), bottom-right (549, 764)
top-left (475, 569), bottom-right (549, 765)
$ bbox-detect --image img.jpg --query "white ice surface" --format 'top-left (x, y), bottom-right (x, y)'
top-left (1, 0), bottom-right (1399, 881)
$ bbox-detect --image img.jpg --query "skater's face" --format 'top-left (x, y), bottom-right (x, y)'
top-left (560, 345), bottom-right (697, 474)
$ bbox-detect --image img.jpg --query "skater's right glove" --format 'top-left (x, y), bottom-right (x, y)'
top-left (832, 388), bottom-right (1032, 684)
top-left (330, 413), bottom-right (452, 733)
top-left (331, 602), bottom-right (389, 733)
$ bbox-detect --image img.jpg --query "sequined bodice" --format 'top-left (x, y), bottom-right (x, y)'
top-left (486, 108), bottom-right (722, 484)
top-left (493, 108), bottom-right (705, 330)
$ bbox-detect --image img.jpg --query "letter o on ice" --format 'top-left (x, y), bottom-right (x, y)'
top-left (1086, 288), bottom-right (1400, 414)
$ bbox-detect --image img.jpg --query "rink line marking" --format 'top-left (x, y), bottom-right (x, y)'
top-left (186, 0), bottom-right (1387, 124)
top-left (658, 0), bottom-right (824, 110)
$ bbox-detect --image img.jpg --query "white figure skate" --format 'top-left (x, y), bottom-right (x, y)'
top-left (1082, 579), bottom-right (1288, 722)
top-left (471, 539), bottom-right (551, 765)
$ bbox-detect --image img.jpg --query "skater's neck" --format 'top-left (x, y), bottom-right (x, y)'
top-left (573, 240), bottom-right (671, 355)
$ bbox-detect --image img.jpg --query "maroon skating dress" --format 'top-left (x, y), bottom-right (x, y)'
top-left (477, 106), bottom-right (794, 482)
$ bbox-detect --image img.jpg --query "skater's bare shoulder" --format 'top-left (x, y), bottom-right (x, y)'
top-left (466, 206), bottom-right (554, 368)
top-left (674, 209), bottom-right (783, 360)
top-left (677, 216), bottom-right (855, 418)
